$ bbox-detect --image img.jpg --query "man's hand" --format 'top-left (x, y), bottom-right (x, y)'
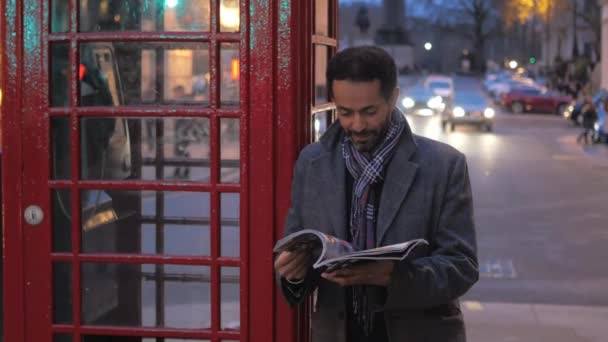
top-left (274, 250), bottom-right (312, 282)
top-left (321, 261), bottom-right (395, 287)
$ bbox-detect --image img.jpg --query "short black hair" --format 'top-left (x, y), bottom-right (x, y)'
top-left (326, 46), bottom-right (397, 101)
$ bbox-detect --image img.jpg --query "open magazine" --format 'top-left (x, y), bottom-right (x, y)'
top-left (273, 229), bottom-right (428, 272)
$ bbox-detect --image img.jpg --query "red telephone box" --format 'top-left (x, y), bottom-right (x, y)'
top-left (2, 1), bottom-right (337, 341)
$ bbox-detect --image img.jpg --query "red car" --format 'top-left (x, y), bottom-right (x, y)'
top-left (502, 88), bottom-right (572, 115)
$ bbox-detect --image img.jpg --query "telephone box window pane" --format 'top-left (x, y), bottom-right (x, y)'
top-left (79, 0), bottom-right (211, 32)
top-left (220, 0), bottom-right (240, 32)
top-left (51, 0), bottom-right (70, 33)
top-left (53, 262), bottom-right (73, 324)
top-left (54, 334), bottom-right (72, 342)
top-left (220, 44), bottom-right (240, 107)
top-left (314, 45), bottom-right (329, 104)
top-left (80, 117), bottom-right (211, 182)
top-left (312, 110), bottom-right (331, 142)
top-left (220, 119), bottom-right (240, 183)
top-left (51, 43), bottom-right (70, 107)
top-left (142, 224), bottom-right (210, 256)
top-left (81, 263), bottom-right (211, 329)
top-left (315, 0), bottom-right (329, 36)
top-left (80, 190), bottom-right (211, 256)
top-left (220, 193), bottom-right (239, 258)
top-left (52, 189), bottom-right (72, 252)
top-left (221, 267), bottom-right (240, 331)
top-left (79, 42), bottom-right (209, 106)
top-left (52, 117), bottom-right (71, 180)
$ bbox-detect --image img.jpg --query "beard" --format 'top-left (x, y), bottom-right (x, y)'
top-left (346, 119), bottom-right (391, 153)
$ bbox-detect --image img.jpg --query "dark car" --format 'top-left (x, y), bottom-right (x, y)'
top-left (441, 91), bottom-right (495, 132)
top-left (399, 86), bottom-right (444, 116)
top-left (563, 101), bottom-right (585, 125)
top-left (502, 88), bottom-right (571, 115)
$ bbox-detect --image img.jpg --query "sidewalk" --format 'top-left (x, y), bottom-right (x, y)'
top-left (463, 301), bottom-right (608, 342)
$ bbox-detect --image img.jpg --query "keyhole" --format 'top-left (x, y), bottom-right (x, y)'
top-left (24, 205), bottom-right (44, 225)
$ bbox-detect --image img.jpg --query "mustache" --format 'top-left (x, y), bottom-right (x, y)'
top-left (346, 130), bottom-right (373, 137)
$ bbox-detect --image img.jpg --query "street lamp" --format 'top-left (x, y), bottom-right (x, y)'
top-left (165, 0), bottom-right (179, 8)
top-left (424, 42), bottom-right (432, 51)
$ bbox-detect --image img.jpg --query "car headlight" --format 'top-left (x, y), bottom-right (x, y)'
top-left (484, 108), bottom-right (495, 118)
top-left (402, 97), bottom-right (415, 109)
top-left (427, 96), bottom-right (443, 110)
top-left (453, 106), bottom-right (465, 117)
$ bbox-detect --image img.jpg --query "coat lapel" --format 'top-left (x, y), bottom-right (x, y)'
top-left (376, 127), bottom-right (419, 245)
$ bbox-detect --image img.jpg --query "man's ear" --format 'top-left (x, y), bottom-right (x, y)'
top-left (389, 87), bottom-right (400, 110)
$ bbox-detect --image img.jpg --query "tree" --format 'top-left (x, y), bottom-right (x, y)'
top-left (575, 0), bottom-right (601, 59)
top-left (503, 0), bottom-right (601, 62)
top-left (456, 0), bottom-right (502, 72)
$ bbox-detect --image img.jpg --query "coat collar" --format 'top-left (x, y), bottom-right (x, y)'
top-left (313, 110), bottom-right (419, 244)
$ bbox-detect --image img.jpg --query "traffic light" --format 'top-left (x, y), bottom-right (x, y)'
top-left (529, 57), bottom-right (536, 64)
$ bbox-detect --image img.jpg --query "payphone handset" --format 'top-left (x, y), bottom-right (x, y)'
top-left (53, 43), bottom-right (131, 230)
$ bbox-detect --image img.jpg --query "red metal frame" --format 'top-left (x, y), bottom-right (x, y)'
top-left (3, 0), bottom-right (257, 341)
top-left (274, 1), bottom-right (338, 342)
top-left (2, 0), bottom-right (26, 341)
top-left (2, 0), bottom-right (337, 341)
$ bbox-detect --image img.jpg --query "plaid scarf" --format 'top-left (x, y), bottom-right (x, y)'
top-left (341, 111), bottom-right (405, 335)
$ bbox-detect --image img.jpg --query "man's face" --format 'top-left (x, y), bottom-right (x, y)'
top-left (332, 79), bottom-right (398, 152)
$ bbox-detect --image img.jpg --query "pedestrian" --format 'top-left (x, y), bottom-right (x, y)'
top-left (576, 96), bottom-right (598, 145)
top-left (274, 46), bottom-right (478, 342)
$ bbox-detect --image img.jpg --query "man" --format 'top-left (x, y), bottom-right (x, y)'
top-left (274, 46), bottom-right (478, 342)
top-left (576, 96), bottom-right (598, 145)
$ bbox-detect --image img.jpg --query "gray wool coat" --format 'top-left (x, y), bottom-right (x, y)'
top-left (277, 117), bottom-right (479, 342)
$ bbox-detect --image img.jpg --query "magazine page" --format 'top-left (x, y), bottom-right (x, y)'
top-left (273, 229), bottom-right (324, 254)
top-left (313, 234), bottom-right (356, 267)
top-left (316, 239), bottom-right (428, 271)
top-left (273, 229), bottom-right (356, 268)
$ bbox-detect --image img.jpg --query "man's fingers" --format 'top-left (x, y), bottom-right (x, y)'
top-left (274, 251), bottom-right (297, 268)
top-left (289, 262), bottom-right (310, 280)
top-left (275, 251), bottom-right (307, 270)
top-left (322, 272), bottom-right (364, 286)
top-left (276, 251), bottom-right (311, 279)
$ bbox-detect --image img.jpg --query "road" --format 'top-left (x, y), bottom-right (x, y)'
top-left (401, 75), bottom-right (608, 342)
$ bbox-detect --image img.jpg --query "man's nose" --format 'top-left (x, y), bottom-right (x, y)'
top-left (351, 113), bottom-right (366, 132)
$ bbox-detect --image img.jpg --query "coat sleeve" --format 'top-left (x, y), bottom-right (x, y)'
top-left (276, 148), bottom-right (321, 306)
top-left (383, 154), bottom-right (479, 310)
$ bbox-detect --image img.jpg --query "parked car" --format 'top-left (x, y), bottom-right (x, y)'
top-left (424, 75), bottom-right (454, 99)
top-left (502, 88), bottom-right (571, 115)
top-left (399, 86), bottom-right (444, 116)
top-left (441, 91), bottom-right (495, 132)
top-left (490, 78), bottom-right (542, 102)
